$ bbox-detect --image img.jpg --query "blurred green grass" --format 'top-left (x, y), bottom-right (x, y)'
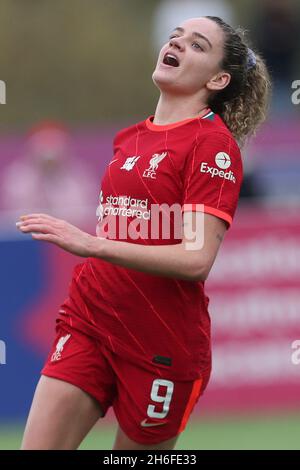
top-left (1, 413), bottom-right (300, 450)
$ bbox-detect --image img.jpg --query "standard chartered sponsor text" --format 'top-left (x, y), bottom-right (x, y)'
top-left (104, 195), bottom-right (150, 220)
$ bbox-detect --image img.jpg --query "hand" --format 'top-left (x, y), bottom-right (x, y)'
top-left (16, 213), bottom-right (99, 258)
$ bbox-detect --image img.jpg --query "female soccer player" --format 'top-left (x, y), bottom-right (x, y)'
top-left (17, 16), bottom-right (271, 450)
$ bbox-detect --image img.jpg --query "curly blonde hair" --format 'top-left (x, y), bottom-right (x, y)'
top-left (206, 16), bottom-right (272, 147)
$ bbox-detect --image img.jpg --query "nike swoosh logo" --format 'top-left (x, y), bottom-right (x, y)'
top-left (140, 419), bottom-right (167, 428)
top-left (109, 159), bottom-right (118, 165)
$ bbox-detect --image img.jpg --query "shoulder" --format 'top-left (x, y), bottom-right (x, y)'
top-left (195, 129), bottom-right (241, 156)
top-left (113, 118), bottom-right (147, 147)
top-left (184, 116), bottom-right (243, 183)
top-left (191, 114), bottom-right (241, 161)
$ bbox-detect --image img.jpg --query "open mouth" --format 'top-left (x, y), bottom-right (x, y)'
top-left (163, 53), bottom-right (179, 67)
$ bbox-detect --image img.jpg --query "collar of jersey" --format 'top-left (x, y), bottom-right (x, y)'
top-left (145, 109), bottom-right (214, 132)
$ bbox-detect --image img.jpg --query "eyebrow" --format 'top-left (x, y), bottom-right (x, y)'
top-left (172, 27), bottom-right (213, 49)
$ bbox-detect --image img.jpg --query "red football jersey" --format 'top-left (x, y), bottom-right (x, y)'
top-left (60, 110), bottom-right (243, 380)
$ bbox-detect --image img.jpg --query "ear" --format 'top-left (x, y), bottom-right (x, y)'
top-left (206, 72), bottom-right (231, 92)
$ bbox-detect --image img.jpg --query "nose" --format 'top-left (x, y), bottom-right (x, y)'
top-left (169, 36), bottom-right (185, 51)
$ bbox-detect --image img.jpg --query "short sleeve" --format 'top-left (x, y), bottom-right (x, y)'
top-left (182, 131), bottom-right (243, 228)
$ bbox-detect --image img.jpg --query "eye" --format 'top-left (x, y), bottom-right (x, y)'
top-left (192, 42), bottom-right (204, 51)
top-left (169, 35), bottom-right (178, 40)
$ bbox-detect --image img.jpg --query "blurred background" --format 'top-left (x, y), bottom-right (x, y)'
top-left (1, 0), bottom-right (300, 450)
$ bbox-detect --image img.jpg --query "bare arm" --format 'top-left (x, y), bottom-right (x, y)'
top-left (97, 212), bottom-right (226, 280)
top-left (16, 211), bottom-right (227, 281)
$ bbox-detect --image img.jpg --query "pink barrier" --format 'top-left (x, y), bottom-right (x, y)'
top-left (199, 206), bottom-right (300, 414)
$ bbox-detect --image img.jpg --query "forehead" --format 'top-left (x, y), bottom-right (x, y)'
top-left (178, 17), bottom-right (224, 48)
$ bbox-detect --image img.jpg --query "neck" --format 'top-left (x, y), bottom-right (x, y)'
top-left (153, 93), bottom-right (209, 125)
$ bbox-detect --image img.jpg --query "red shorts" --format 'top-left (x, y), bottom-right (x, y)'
top-left (42, 322), bottom-right (210, 445)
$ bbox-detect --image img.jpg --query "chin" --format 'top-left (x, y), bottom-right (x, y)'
top-left (152, 70), bottom-right (181, 93)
